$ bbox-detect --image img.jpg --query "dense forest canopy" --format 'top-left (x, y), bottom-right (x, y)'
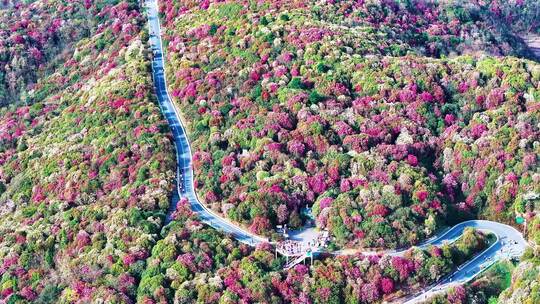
top-left (0, 0), bottom-right (176, 302)
top-left (160, 0), bottom-right (540, 250)
top-left (0, 0), bottom-right (539, 303)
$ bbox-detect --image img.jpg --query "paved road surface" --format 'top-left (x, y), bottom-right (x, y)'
top-left (145, 0), bottom-right (267, 246)
top-left (522, 33), bottom-right (540, 59)
top-left (402, 220), bottom-right (526, 304)
top-left (143, 1), bottom-right (528, 302)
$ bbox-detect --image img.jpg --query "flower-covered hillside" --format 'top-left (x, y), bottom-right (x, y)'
top-left (0, 0), bottom-right (176, 302)
top-left (350, 55), bottom-right (540, 225)
top-left (438, 57), bottom-right (540, 222)
top-left (161, 0), bottom-right (540, 248)
top-left (498, 259), bottom-right (540, 304)
top-left (0, 0), bottom-right (144, 106)
top-left (485, 0), bottom-right (540, 35)
top-left (160, 0), bottom-right (534, 59)
top-left (137, 199), bottom-right (491, 304)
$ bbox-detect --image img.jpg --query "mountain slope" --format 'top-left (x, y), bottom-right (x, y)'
top-left (0, 1), bottom-right (176, 302)
top-left (159, 0), bottom-right (539, 250)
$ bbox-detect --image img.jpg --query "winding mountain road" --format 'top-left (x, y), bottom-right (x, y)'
top-left (143, 1), bottom-right (528, 302)
top-left (145, 0), bottom-right (266, 246)
top-left (401, 221), bottom-right (526, 303)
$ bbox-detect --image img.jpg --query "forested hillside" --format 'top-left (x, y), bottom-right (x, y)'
top-left (154, 0), bottom-right (540, 303)
top-left (137, 198), bottom-right (491, 304)
top-left (0, 0), bottom-right (176, 302)
top-left (0, 0), bottom-right (145, 106)
top-left (0, 0), bottom-right (539, 303)
top-left (160, 0), bottom-right (539, 249)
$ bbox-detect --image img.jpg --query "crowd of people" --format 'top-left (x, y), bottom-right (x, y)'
top-left (277, 240), bottom-right (306, 256)
top-left (277, 232), bottom-right (329, 256)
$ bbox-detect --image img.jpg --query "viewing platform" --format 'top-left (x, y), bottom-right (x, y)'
top-left (275, 229), bottom-right (329, 269)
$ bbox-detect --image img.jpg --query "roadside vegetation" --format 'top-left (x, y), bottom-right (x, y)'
top-left (421, 195), bottom-right (540, 303)
top-left (137, 201), bottom-right (491, 304)
top-left (420, 260), bottom-right (516, 304)
top-left (0, 0), bottom-right (176, 302)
